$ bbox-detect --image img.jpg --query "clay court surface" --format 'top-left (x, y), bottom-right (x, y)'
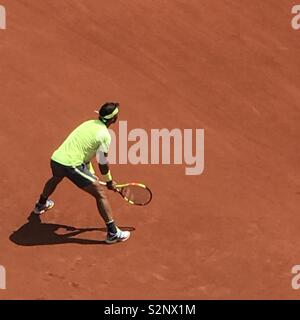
top-left (0, 0), bottom-right (300, 299)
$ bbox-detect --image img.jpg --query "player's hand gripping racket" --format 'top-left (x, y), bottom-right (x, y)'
top-left (99, 181), bottom-right (152, 206)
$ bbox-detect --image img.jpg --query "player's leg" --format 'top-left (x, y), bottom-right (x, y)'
top-left (83, 182), bottom-right (113, 223)
top-left (33, 160), bottom-right (65, 214)
top-left (66, 164), bottom-right (130, 243)
top-left (41, 176), bottom-right (64, 200)
top-left (82, 182), bottom-right (130, 244)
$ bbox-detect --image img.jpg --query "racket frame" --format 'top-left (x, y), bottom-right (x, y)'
top-left (98, 181), bottom-right (152, 206)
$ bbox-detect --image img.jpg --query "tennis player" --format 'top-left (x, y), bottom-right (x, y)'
top-left (33, 102), bottom-right (130, 244)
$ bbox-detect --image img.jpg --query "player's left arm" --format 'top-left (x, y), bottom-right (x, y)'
top-left (97, 150), bottom-right (116, 190)
top-left (96, 132), bottom-right (117, 190)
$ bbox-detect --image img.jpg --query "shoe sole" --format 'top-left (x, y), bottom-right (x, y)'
top-left (105, 233), bottom-right (131, 244)
top-left (33, 202), bottom-right (54, 215)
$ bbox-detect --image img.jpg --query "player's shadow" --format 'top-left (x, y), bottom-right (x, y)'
top-left (9, 213), bottom-right (134, 246)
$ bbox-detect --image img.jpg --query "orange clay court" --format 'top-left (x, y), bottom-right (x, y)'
top-left (0, 0), bottom-right (300, 299)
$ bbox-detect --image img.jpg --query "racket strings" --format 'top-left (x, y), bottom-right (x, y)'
top-left (119, 185), bottom-right (152, 205)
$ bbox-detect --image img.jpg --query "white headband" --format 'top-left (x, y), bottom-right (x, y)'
top-left (94, 107), bottom-right (119, 120)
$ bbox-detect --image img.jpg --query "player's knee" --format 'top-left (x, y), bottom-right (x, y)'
top-left (89, 182), bottom-right (106, 199)
top-left (52, 176), bottom-right (63, 183)
top-left (95, 187), bottom-right (107, 201)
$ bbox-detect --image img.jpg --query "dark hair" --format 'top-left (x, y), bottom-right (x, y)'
top-left (99, 102), bottom-right (119, 119)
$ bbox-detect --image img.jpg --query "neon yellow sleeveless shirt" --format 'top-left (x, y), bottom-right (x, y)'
top-left (51, 120), bottom-right (111, 166)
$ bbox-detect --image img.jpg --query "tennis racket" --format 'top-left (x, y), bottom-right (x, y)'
top-left (99, 181), bottom-right (152, 206)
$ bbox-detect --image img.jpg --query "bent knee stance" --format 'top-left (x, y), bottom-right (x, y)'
top-left (83, 182), bottom-right (107, 199)
top-left (94, 187), bottom-right (107, 200)
top-left (51, 176), bottom-right (64, 183)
